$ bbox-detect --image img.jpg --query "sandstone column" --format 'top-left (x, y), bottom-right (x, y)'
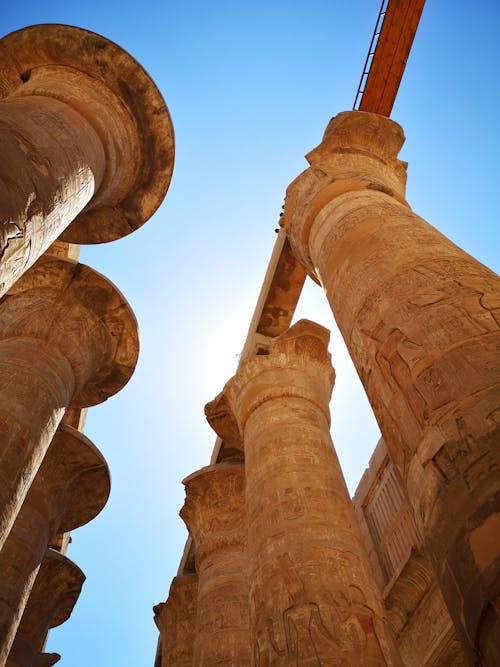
top-left (283, 111), bottom-right (500, 665)
top-left (180, 463), bottom-right (251, 666)
top-left (153, 574), bottom-right (198, 667)
top-left (0, 255), bottom-right (138, 549)
top-left (0, 424), bottom-right (110, 664)
top-left (6, 548), bottom-right (85, 667)
top-left (206, 320), bottom-right (401, 666)
top-left (0, 23), bottom-right (174, 296)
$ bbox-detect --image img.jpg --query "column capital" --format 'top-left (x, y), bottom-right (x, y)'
top-left (282, 111), bottom-right (408, 279)
top-left (33, 656), bottom-right (60, 667)
top-left (6, 548), bottom-right (85, 667)
top-left (153, 574), bottom-right (198, 667)
top-left (0, 24), bottom-right (174, 243)
top-left (205, 319), bottom-right (333, 439)
top-left (0, 255), bottom-right (139, 407)
top-left (180, 463), bottom-right (245, 562)
top-left (153, 574), bottom-right (198, 635)
top-left (36, 549), bottom-right (85, 630)
top-left (38, 423), bottom-right (110, 533)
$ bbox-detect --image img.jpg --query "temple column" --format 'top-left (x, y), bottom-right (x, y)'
top-left (6, 548), bottom-right (85, 667)
top-left (0, 23), bottom-right (174, 296)
top-left (0, 255), bottom-right (138, 549)
top-left (283, 111), bottom-right (500, 664)
top-left (0, 424), bottom-right (109, 664)
top-left (206, 319), bottom-right (401, 666)
top-left (180, 463), bottom-right (251, 666)
top-left (153, 574), bottom-right (198, 667)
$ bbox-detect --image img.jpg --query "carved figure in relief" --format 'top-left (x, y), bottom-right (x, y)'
top-left (278, 553), bottom-right (340, 665)
top-left (334, 586), bottom-right (386, 666)
top-left (254, 618), bottom-right (286, 666)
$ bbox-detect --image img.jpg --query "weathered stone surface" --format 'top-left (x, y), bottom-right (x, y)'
top-left (180, 463), bottom-right (251, 666)
top-left (0, 24), bottom-right (174, 295)
top-left (6, 548), bottom-right (85, 667)
top-left (283, 111), bottom-right (500, 664)
top-left (353, 439), bottom-right (421, 593)
top-left (206, 319), bottom-right (401, 666)
top-left (154, 574), bottom-right (198, 667)
top-left (0, 255), bottom-right (137, 550)
top-left (0, 424), bottom-right (109, 664)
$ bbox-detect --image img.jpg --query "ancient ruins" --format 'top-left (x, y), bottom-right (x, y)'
top-left (0, 1), bottom-right (498, 665)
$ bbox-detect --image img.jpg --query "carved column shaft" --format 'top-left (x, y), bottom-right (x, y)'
top-left (0, 425), bottom-right (109, 665)
top-left (180, 464), bottom-right (251, 666)
top-left (0, 256), bottom-right (138, 550)
top-left (283, 111), bottom-right (500, 665)
top-left (0, 339), bottom-right (74, 547)
top-left (207, 320), bottom-right (401, 666)
top-left (0, 94), bottom-right (105, 294)
top-left (154, 574), bottom-right (198, 667)
top-left (6, 549), bottom-right (85, 667)
top-left (0, 24), bottom-right (174, 296)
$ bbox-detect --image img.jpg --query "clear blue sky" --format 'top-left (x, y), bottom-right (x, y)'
top-left (2, 2), bottom-right (499, 664)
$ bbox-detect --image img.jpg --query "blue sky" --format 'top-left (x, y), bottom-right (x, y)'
top-left (3, 2), bottom-right (500, 664)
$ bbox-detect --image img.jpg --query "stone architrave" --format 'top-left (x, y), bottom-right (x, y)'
top-left (0, 23), bottom-right (174, 296)
top-left (0, 424), bottom-right (109, 664)
top-left (282, 111), bottom-right (500, 665)
top-left (206, 320), bottom-right (401, 666)
top-left (180, 463), bottom-right (251, 666)
top-left (6, 548), bottom-right (85, 667)
top-left (0, 255), bottom-right (138, 550)
top-left (153, 574), bottom-right (198, 667)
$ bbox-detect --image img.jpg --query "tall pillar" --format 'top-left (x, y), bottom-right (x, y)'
top-left (283, 111), bottom-right (500, 664)
top-left (0, 424), bottom-right (109, 664)
top-left (0, 23), bottom-right (174, 296)
top-left (206, 320), bottom-right (401, 666)
top-left (7, 548), bottom-right (85, 667)
top-left (180, 463), bottom-right (251, 666)
top-left (153, 574), bottom-right (198, 667)
top-left (0, 255), bottom-right (138, 549)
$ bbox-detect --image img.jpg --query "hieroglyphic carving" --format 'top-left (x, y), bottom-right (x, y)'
top-left (180, 464), bottom-right (251, 665)
top-left (283, 111), bottom-right (500, 663)
top-left (206, 320), bottom-right (402, 665)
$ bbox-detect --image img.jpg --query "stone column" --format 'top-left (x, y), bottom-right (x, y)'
top-left (0, 23), bottom-right (174, 296)
top-left (180, 463), bottom-right (251, 666)
top-left (6, 548), bottom-right (85, 667)
top-left (206, 320), bottom-right (401, 666)
top-left (0, 424), bottom-right (109, 664)
top-left (0, 254), bottom-right (138, 549)
top-left (153, 574), bottom-right (198, 667)
top-left (283, 111), bottom-right (500, 665)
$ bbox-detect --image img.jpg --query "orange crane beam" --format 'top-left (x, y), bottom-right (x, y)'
top-left (358, 0), bottom-right (426, 116)
top-left (245, 0), bottom-right (426, 349)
